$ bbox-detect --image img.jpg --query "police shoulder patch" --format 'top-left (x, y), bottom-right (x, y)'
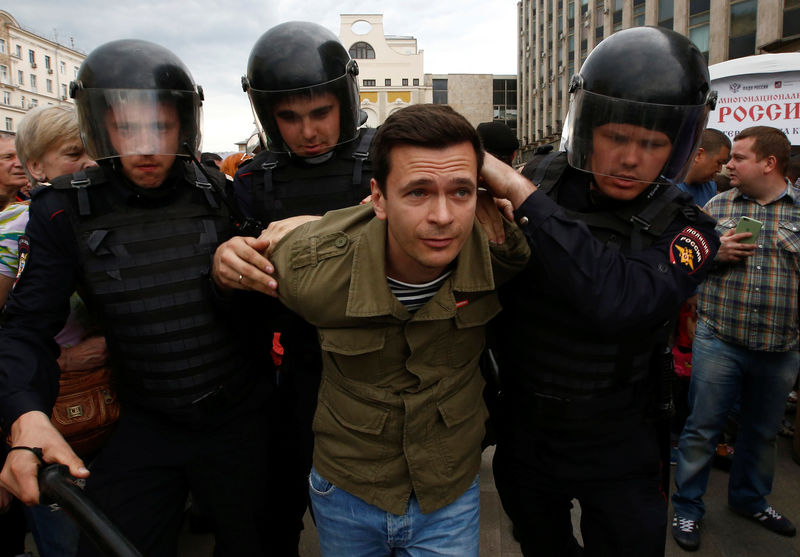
top-left (14, 235), bottom-right (30, 286)
top-left (669, 226), bottom-right (711, 274)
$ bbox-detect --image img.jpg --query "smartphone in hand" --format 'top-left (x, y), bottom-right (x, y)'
top-left (735, 216), bottom-right (763, 244)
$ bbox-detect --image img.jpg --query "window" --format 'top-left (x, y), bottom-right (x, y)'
top-left (0, 39), bottom-right (5, 54)
top-left (2, 92), bottom-right (9, 105)
top-left (785, 0), bottom-right (800, 37)
top-left (349, 42), bottom-right (375, 59)
top-left (61, 83), bottom-right (67, 98)
top-left (5, 118), bottom-right (12, 132)
top-left (74, 66), bottom-right (79, 78)
top-left (633, 0), bottom-right (646, 26)
top-left (46, 78), bottom-right (52, 93)
top-left (432, 79), bottom-right (448, 104)
top-left (413, 78), bottom-right (419, 86)
top-left (402, 78), bottom-right (408, 86)
top-left (729, 0), bottom-right (757, 59)
top-left (689, 6), bottom-right (710, 61)
top-left (0, 65), bottom-right (6, 82)
top-left (28, 49), bottom-right (35, 64)
top-left (30, 74), bottom-right (37, 89)
top-left (30, 98), bottom-right (37, 108)
top-left (60, 61), bottom-right (65, 74)
top-left (45, 55), bottom-right (51, 70)
top-left (15, 45), bottom-right (21, 58)
top-left (385, 78), bottom-right (391, 86)
top-left (363, 79), bottom-right (376, 87)
top-left (659, 0), bottom-right (675, 29)
top-left (17, 70), bottom-right (23, 85)
top-left (20, 95), bottom-right (25, 108)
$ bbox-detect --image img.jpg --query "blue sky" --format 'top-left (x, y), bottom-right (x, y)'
top-left (9, 1), bottom-right (518, 152)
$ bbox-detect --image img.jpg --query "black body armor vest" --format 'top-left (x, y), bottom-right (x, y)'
top-left (497, 153), bottom-right (696, 428)
top-left (238, 127), bottom-right (376, 224)
top-left (51, 163), bottom-right (257, 420)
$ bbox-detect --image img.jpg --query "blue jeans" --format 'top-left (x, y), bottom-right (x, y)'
top-left (672, 321), bottom-right (799, 520)
top-left (308, 467), bottom-right (480, 557)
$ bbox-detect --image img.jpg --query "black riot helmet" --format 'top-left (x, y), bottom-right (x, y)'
top-left (70, 39), bottom-right (203, 160)
top-left (564, 26), bottom-right (717, 184)
top-left (242, 21), bottom-right (361, 154)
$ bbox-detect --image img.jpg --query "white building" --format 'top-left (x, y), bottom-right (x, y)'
top-left (339, 14), bottom-right (432, 127)
top-left (0, 10), bottom-right (85, 134)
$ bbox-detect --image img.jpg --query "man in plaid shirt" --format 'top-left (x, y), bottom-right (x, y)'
top-left (672, 126), bottom-right (800, 551)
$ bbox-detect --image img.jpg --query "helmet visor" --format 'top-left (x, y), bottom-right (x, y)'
top-left (75, 88), bottom-right (202, 160)
top-left (565, 90), bottom-right (710, 184)
top-left (247, 73), bottom-right (360, 155)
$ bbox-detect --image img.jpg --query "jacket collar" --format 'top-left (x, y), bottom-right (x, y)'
top-left (345, 216), bottom-right (496, 320)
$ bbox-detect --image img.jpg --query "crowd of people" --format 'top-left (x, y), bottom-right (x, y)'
top-left (0, 20), bottom-right (796, 557)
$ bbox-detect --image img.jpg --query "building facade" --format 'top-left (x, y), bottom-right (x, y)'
top-left (0, 10), bottom-right (85, 134)
top-left (518, 0), bottom-right (800, 157)
top-left (426, 74), bottom-right (518, 133)
top-left (339, 14), bottom-right (431, 127)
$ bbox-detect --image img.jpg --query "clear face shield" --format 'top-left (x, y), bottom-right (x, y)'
top-left (246, 72), bottom-right (360, 156)
top-left (564, 89), bottom-right (712, 185)
top-left (75, 88), bottom-right (202, 160)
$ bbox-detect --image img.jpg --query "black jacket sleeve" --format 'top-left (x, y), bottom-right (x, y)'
top-left (512, 189), bottom-right (720, 330)
top-left (0, 190), bottom-right (80, 431)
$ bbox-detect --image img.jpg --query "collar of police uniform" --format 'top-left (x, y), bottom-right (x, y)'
top-left (346, 217), bottom-right (496, 320)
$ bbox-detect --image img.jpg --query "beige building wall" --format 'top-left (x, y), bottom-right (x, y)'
top-left (517, 0), bottom-right (800, 156)
top-left (339, 14), bottom-right (432, 127)
top-left (0, 10), bottom-right (84, 133)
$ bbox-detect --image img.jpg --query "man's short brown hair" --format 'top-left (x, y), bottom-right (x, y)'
top-left (734, 126), bottom-right (790, 176)
top-left (372, 104), bottom-right (483, 193)
top-left (700, 128), bottom-right (731, 157)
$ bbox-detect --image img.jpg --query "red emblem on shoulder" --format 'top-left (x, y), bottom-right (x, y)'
top-left (669, 226), bottom-right (711, 274)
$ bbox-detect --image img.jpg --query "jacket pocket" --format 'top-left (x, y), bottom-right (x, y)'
top-left (318, 326), bottom-right (388, 383)
top-left (434, 374), bottom-right (487, 475)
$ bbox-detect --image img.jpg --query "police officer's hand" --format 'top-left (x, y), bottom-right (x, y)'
top-left (0, 485), bottom-right (12, 512)
top-left (716, 228), bottom-right (757, 263)
top-left (476, 190), bottom-right (506, 244)
top-left (212, 236), bottom-right (278, 297)
top-left (479, 153), bottom-right (537, 209)
top-left (258, 215), bottom-right (321, 256)
top-left (0, 411), bottom-right (88, 505)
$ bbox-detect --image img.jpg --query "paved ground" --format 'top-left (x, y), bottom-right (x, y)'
top-left (174, 434), bottom-right (800, 557)
top-left (25, 430), bottom-right (799, 556)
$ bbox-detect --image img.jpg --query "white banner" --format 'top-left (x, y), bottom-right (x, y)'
top-left (710, 72), bottom-right (800, 145)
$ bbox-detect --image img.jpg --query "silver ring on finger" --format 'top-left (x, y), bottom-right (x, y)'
top-left (238, 274), bottom-right (243, 285)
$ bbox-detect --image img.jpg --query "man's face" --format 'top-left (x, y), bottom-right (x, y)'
top-left (589, 123), bottom-right (672, 200)
top-left (726, 137), bottom-right (770, 195)
top-left (0, 137), bottom-right (28, 197)
top-left (273, 92), bottom-right (340, 157)
top-left (28, 138), bottom-right (96, 182)
top-left (105, 100), bottom-right (180, 188)
top-left (371, 142), bottom-right (478, 284)
top-left (686, 145), bottom-right (730, 185)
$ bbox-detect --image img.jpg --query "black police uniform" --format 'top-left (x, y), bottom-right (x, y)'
top-left (233, 127), bottom-right (374, 554)
top-left (490, 155), bottom-right (719, 557)
top-left (0, 161), bottom-right (275, 556)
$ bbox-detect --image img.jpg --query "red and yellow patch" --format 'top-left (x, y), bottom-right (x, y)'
top-left (669, 227), bottom-right (711, 274)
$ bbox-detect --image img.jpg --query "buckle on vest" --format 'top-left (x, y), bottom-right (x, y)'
top-left (71, 177), bottom-right (90, 188)
top-left (630, 215), bottom-right (651, 230)
top-left (261, 161), bottom-right (278, 170)
top-left (353, 150), bottom-right (369, 160)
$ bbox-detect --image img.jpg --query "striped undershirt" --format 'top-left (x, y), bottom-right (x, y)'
top-left (387, 271), bottom-right (452, 312)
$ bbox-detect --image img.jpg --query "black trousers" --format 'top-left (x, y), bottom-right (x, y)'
top-left (263, 341), bottom-right (322, 557)
top-left (493, 421), bottom-right (667, 557)
top-left (77, 384), bottom-right (274, 557)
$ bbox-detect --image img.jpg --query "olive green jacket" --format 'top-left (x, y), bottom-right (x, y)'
top-left (271, 203), bottom-right (529, 514)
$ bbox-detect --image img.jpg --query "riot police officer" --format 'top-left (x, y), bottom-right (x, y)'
top-left (237, 21), bottom-right (375, 554)
top-left (479, 27), bottom-right (721, 556)
top-left (0, 40), bottom-right (273, 556)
